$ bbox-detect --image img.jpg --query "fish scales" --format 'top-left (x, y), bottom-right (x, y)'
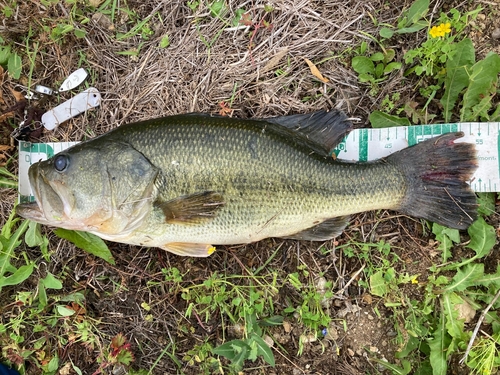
top-left (17, 110), bottom-right (477, 257)
top-left (101, 116), bottom-right (405, 243)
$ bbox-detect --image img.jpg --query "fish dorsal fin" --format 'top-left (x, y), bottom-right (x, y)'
top-left (160, 242), bottom-right (216, 257)
top-left (282, 216), bottom-right (350, 241)
top-left (154, 191), bottom-right (225, 224)
top-left (265, 110), bottom-right (352, 156)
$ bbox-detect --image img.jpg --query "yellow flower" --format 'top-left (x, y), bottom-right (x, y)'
top-left (429, 25), bottom-right (442, 38)
top-left (429, 23), bottom-right (452, 38)
top-left (441, 22), bottom-right (452, 34)
top-left (411, 276), bottom-right (419, 284)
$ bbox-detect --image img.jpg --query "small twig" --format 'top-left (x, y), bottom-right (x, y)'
top-left (335, 264), bottom-right (365, 297)
top-left (444, 187), bottom-right (474, 222)
top-left (460, 288), bottom-right (500, 364)
top-left (191, 309), bottom-right (208, 332)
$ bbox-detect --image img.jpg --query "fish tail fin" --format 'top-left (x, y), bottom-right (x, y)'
top-left (389, 132), bottom-right (477, 229)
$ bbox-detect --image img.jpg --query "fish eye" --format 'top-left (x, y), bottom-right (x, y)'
top-left (54, 154), bottom-right (69, 172)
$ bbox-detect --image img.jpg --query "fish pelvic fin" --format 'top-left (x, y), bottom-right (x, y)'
top-left (265, 110), bottom-right (352, 156)
top-left (160, 242), bottom-right (216, 257)
top-left (155, 191), bottom-right (225, 224)
top-left (390, 132), bottom-right (477, 229)
top-left (282, 216), bottom-right (350, 241)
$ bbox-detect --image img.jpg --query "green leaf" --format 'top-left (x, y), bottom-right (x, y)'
top-left (369, 270), bottom-right (388, 297)
top-left (490, 104), bottom-right (500, 121)
top-left (38, 281), bottom-right (48, 308)
top-left (209, 0), bottom-right (225, 17)
top-left (247, 339), bottom-right (259, 361)
top-left (259, 315), bottom-right (284, 326)
top-left (467, 217), bottom-right (496, 258)
top-left (470, 94), bottom-right (495, 121)
top-left (428, 313), bottom-right (450, 375)
top-left (477, 192), bottom-right (495, 216)
top-left (0, 263), bottom-right (34, 288)
top-left (370, 52), bottom-right (385, 62)
top-left (444, 263), bottom-right (484, 292)
top-left (384, 49), bottom-right (396, 63)
top-left (432, 223), bottom-right (459, 262)
top-left (213, 340), bottom-right (245, 360)
top-left (440, 38), bottom-right (475, 122)
top-left (442, 293), bottom-right (464, 339)
top-left (53, 229), bottom-right (115, 265)
top-left (352, 56), bottom-right (375, 75)
top-left (384, 61), bottom-right (402, 74)
top-left (358, 73), bottom-right (374, 83)
top-left (371, 357), bottom-right (411, 374)
top-left (116, 48), bottom-right (140, 56)
top-left (213, 339), bottom-right (250, 370)
top-left (250, 333), bottom-right (275, 366)
top-left (460, 53), bottom-right (500, 122)
top-left (116, 349), bottom-right (134, 365)
top-left (0, 218), bottom-right (29, 291)
top-left (42, 272), bottom-right (63, 290)
top-left (231, 347), bottom-right (249, 371)
top-left (396, 336), bottom-right (420, 359)
top-left (47, 356), bottom-right (59, 372)
top-left (475, 265), bottom-right (500, 288)
top-left (369, 111), bottom-right (411, 128)
top-left (25, 221), bottom-right (43, 247)
top-left (395, 20), bottom-right (428, 34)
top-left (73, 28), bottom-right (87, 38)
top-left (0, 45), bottom-right (11, 64)
top-left (159, 35), bottom-right (170, 48)
top-left (359, 41), bottom-right (368, 55)
top-left (7, 52), bottom-right (22, 79)
top-left (56, 305), bottom-right (75, 317)
top-left (379, 27), bottom-right (394, 39)
top-left (406, 0), bottom-right (429, 26)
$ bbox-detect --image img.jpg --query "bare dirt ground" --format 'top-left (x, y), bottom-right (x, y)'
top-left (1, 0), bottom-right (500, 374)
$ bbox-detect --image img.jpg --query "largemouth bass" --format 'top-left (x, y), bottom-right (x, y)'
top-left (17, 111), bottom-right (477, 257)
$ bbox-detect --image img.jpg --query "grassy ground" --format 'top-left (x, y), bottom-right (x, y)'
top-left (1, 0), bottom-right (500, 374)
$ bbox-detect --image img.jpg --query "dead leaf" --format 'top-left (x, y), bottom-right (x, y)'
top-left (5, 347), bottom-right (24, 366)
top-left (262, 48), bottom-right (289, 74)
top-left (9, 87), bottom-right (25, 102)
top-left (239, 12), bottom-right (253, 26)
top-left (0, 145), bottom-right (13, 166)
top-left (58, 362), bottom-right (72, 375)
top-left (0, 112), bottom-right (15, 123)
top-left (0, 145), bottom-right (14, 152)
top-left (304, 58), bottom-right (329, 83)
top-left (362, 293), bottom-right (373, 304)
top-left (283, 320), bottom-right (292, 333)
top-left (218, 101), bottom-right (233, 117)
top-left (92, 12), bottom-right (115, 31)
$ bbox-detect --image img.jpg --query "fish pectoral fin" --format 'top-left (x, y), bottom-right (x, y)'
top-left (282, 216), bottom-right (350, 241)
top-left (155, 191), bottom-right (225, 224)
top-left (265, 110), bottom-right (352, 156)
top-left (161, 242), bottom-right (216, 257)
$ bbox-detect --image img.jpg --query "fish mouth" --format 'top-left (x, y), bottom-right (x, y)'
top-left (16, 201), bottom-right (47, 222)
top-left (16, 162), bottom-right (69, 225)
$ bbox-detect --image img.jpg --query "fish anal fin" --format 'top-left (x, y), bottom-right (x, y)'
top-left (283, 216), bottom-right (350, 241)
top-left (266, 110), bottom-right (352, 156)
top-left (155, 191), bottom-right (225, 224)
top-left (161, 242), bottom-right (216, 257)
